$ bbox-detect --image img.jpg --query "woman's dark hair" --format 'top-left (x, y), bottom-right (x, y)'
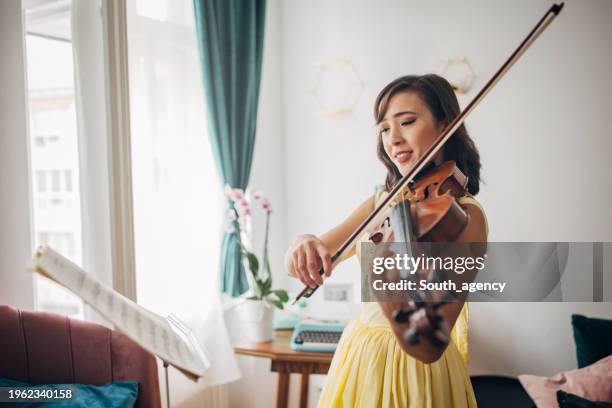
top-left (374, 74), bottom-right (481, 195)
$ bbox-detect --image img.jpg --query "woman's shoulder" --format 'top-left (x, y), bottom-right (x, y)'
top-left (459, 194), bottom-right (488, 237)
top-left (458, 194), bottom-right (484, 211)
top-left (374, 185), bottom-right (388, 206)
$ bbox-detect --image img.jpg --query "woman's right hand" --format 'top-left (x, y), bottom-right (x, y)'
top-left (285, 234), bottom-right (333, 288)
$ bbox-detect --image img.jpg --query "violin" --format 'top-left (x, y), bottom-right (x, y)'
top-left (292, 3), bottom-right (564, 349)
top-left (367, 160), bottom-right (472, 348)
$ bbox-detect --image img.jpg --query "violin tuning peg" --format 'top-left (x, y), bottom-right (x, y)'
top-left (403, 327), bottom-right (420, 345)
top-left (429, 312), bottom-right (443, 324)
top-left (392, 308), bottom-right (413, 324)
top-left (433, 329), bottom-right (450, 346)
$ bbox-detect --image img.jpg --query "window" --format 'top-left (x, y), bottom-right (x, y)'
top-left (126, 0), bottom-right (223, 316)
top-left (35, 170), bottom-right (47, 193)
top-left (24, 0), bottom-right (84, 319)
top-left (22, 0), bottom-right (222, 321)
top-left (64, 170), bottom-right (73, 192)
top-left (50, 170), bottom-right (61, 192)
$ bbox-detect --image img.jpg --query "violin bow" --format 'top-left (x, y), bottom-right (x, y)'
top-left (292, 3), bottom-right (564, 304)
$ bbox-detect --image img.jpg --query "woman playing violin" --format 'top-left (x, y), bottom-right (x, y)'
top-left (285, 74), bottom-right (487, 407)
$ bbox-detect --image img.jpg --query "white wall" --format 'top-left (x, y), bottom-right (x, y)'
top-left (277, 0), bottom-right (612, 380)
top-left (0, 0), bottom-right (34, 310)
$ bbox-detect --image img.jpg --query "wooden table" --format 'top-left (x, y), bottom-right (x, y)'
top-left (235, 330), bottom-right (334, 408)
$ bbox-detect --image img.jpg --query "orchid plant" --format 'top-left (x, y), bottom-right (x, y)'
top-left (225, 186), bottom-right (289, 310)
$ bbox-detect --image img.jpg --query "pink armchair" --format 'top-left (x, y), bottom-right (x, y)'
top-left (0, 305), bottom-right (161, 408)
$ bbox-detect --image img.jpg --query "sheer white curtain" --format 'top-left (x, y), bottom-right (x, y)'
top-left (71, 0), bottom-right (114, 301)
top-left (124, 0), bottom-right (240, 399)
top-left (70, 0), bottom-right (240, 399)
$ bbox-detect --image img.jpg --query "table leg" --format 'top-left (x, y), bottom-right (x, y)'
top-left (300, 373), bottom-right (309, 408)
top-left (277, 372), bottom-right (290, 408)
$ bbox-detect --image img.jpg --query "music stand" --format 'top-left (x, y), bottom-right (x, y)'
top-left (29, 246), bottom-right (210, 407)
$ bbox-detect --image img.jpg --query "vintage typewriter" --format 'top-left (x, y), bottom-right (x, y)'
top-left (290, 321), bottom-right (345, 353)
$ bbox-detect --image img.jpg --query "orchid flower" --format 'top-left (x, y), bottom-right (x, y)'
top-left (223, 186), bottom-right (287, 308)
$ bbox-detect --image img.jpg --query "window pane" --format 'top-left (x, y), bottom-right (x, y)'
top-left (126, 0), bottom-right (222, 316)
top-left (24, 4), bottom-right (84, 319)
top-left (51, 169), bottom-right (61, 192)
top-left (35, 170), bottom-right (47, 192)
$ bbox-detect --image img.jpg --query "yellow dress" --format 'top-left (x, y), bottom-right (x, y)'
top-left (317, 194), bottom-right (486, 408)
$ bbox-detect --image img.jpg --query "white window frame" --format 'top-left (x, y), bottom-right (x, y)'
top-left (102, 0), bottom-right (138, 301)
top-left (0, 0), bottom-right (35, 310)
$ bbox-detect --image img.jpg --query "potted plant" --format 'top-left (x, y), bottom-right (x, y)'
top-left (226, 187), bottom-right (289, 342)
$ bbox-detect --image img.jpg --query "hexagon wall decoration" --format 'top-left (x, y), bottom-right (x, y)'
top-left (311, 59), bottom-right (363, 117)
top-left (438, 58), bottom-right (476, 94)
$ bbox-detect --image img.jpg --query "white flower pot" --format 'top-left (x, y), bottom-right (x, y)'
top-left (240, 299), bottom-right (275, 342)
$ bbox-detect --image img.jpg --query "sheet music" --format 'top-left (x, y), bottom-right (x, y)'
top-left (29, 246), bottom-right (210, 378)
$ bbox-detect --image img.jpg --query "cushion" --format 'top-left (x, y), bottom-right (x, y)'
top-left (470, 375), bottom-right (535, 407)
top-left (518, 355), bottom-right (612, 408)
top-left (572, 314), bottom-right (612, 368)
top-left (0, 377), bottom-right (138, 408)
top-left (557, 390), bottom-right (612, 408)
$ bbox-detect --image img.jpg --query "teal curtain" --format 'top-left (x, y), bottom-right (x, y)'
top-left (193, 0), bottom-right (266, 296)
